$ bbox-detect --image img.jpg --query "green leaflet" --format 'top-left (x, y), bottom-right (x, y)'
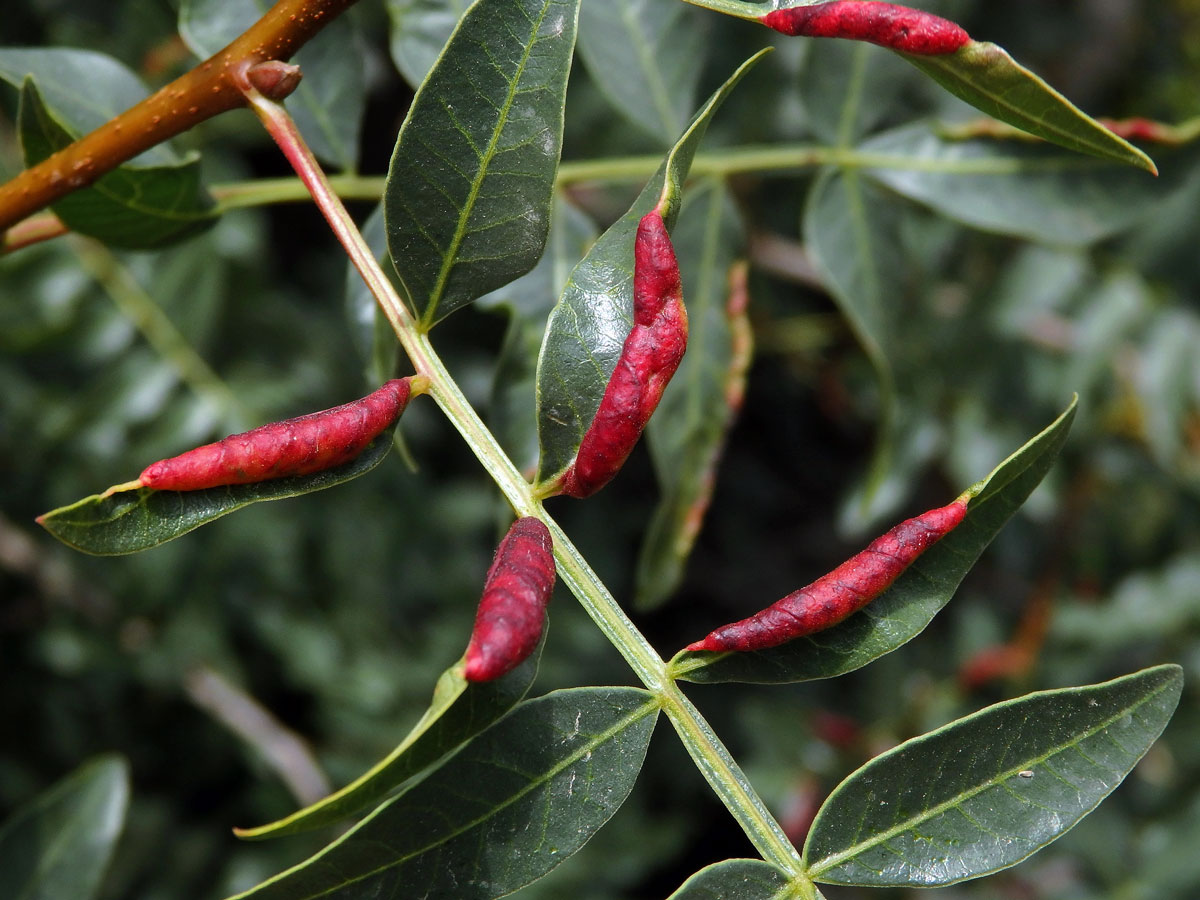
top-left (671, 398), bottom-right (1076, 684)
top-left (859, 122), bottom-right (1197, 246)
top-left (0, 755), bottom-right (129, 900)
top-left (0, 47), bottom-right (182, 164)
top-left (37, 433), bottom-right (395, 555)
top-left (805, 665), bottom-right (1182, 886)
top-left (534, 49), bottom-right (769, 484)
top-left (906, 41), bottom-right (1156, 173)
top-left (236, 639), bottom-right (540, 839)
top-left (384, 0), bottom-right (582, 326)
top-left (576, 0), bottom-right (710, 144)
top-left (227, 688), bottom-right (659, 900)
top-left (665, 859), bottom-right (795, 900)
top-left (386, 0), bottom-right (473, 87)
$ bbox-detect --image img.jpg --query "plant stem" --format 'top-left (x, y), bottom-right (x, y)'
top-left (213, 174), bottom-right (389, 209)
top-left (211, 146), bottom-right (844, 209)
top-left (659, 684), bottom-right (805, 870)
top-left (1, 211), bottom-right (67, 253)
top-left (0, 0), bottom-right (359, 233)
top-left (210, 137), bottom-right (1112, 213)
top-left (245, 89), bottom-right (806, 879)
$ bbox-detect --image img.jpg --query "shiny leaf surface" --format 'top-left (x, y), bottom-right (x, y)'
top-left (0, 755), bottom-right (129, 900)
top-left (535, 50), bottom-right (768, 483)
top-left (38, 433), bottom-right (395, 556)
top-left (672, 399), bottom-right (1076, 683)
top-left (236, 642), bottom-right (540, 839)
top-left (806, 665), bottom-right (1182, 886)
top-left (228, 688), bottom-right (659, 900)
top-left (385, 0), bottom-right (581, 325)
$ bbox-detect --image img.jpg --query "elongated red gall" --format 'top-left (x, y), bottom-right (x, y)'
top-left (762, 2), bottom-right (971, 56)
top-left (686, 497), bottom-right (969, 653)
top-left (558, 210), bottom-right (687, 498)
top-left (464, 517), bottom-right (556, 682)
top-left (137, 378), bottom-right (417, 491)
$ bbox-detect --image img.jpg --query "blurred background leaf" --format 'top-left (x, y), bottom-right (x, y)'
top-left (3, 1), bottom-right (1199, 898)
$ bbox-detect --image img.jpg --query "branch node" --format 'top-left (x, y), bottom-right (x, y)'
top-left (245, 61), bottom-right (303, 101)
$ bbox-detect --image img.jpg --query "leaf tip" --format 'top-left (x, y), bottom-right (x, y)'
top-left (231, 823), bottom-right (272, 841)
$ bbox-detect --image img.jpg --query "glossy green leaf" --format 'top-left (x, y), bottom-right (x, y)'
top-left (671, 398), bottom-right (1076, 684)
top-left (0, 48), bottom-right (181, 164)
top-left (803, 168), bottom-right (904, 526)
top-left (638, 181), bottom-right (747, 610)
top-left (37, 433), bottom-right (395, 556)
top-left (17, 80), bottom-right (216, 248)
top-left (385, 0), bottom-right (582, 326)
top-left (386, 0), bottom-right (472, 87)
top-left (227, 687), bottom-right (659, 900)
top-left (179, 0), bottom-right (367, 171)
top-left (665, 859), bottom-right (794, 899)
top-left (0, 755), bottom-right (129, 900)
top-left (478, 195), bottom-right (597, 475)
top-left (236, 639), bottom-right (541, 839)
top-left (577, 0), bottom-right (710, 144)
top-left (905, 42), bottom-right (1155, 173)
top-left (805, 664), bottom-right (1183, 886)
top-left (535, 50), bottom-right (768, 484)
top-left (860, 123), bottom-right (1190, 246)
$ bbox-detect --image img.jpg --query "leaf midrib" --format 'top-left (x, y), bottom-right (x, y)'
top-left (617, 0), bottom-right (680, 141)
top-left (239, 696), bottom-right (658, 899)
top-left (913, 46), bottom-right (1153, 171)
top-left (422, 0), bottom-right (555, 325)
top-left (806, 678), bottom-right (1173, 878)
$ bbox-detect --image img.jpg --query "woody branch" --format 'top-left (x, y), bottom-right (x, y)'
top-left (0, 0), bottom-right (358, 234)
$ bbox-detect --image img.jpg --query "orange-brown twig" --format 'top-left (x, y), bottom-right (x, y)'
top-left (0, 0), bottom-right (357, 233)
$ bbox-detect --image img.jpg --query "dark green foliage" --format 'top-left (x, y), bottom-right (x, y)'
top-left (2, 1), bottom-right (1198, 899)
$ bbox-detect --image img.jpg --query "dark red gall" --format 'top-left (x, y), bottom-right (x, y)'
top-left (139, 378), bottom-right (414, 491)
top-left (686, 497), bottom-right (969, 653)
top-left (762, 2), bottom-right (970, 55)
top-left (464, 517), bottom-right (556, 682)
top-left (559, 210), bottom-right (687, 498)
